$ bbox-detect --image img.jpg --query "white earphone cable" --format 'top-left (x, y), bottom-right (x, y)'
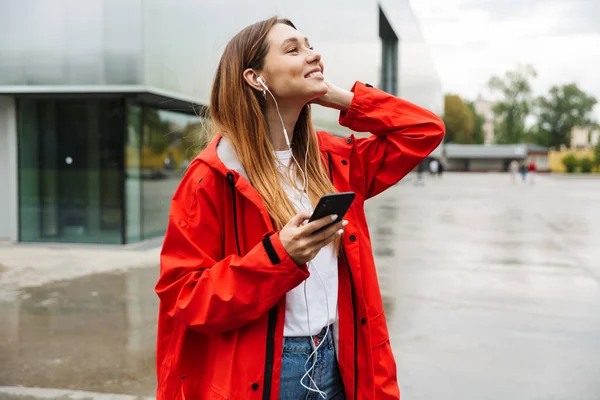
top-left (263, 85), bottom-right (309, 194)
top-left (263, 79), bottom-right (329, 398)
top-left (300, 263), bottom-right (330, 399)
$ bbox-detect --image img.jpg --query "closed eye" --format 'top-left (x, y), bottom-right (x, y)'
top-left (286, 45), bottom-right (314, 54)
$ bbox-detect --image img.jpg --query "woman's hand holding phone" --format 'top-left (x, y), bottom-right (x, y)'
top-left (280, 211), bottom-right (347, 266)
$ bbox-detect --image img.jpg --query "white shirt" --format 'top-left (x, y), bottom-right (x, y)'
top-left (274, 150), bottom-right (339, 337)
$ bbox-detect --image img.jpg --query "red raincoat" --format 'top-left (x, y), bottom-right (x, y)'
top-left (155, 82), bottom-right (445, 399)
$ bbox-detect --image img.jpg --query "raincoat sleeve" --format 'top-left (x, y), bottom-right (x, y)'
top-left (339, 81), bottom-right (446, 199)
top-left (156, 177), bottom-right (309, 335)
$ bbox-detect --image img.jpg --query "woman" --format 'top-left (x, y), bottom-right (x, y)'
top-left (155, 17), bottom-right (444, 400)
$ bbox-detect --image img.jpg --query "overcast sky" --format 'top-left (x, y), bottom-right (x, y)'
top-left (410, 0), bottom-right (600, 120)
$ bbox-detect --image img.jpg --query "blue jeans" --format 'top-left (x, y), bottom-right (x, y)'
top-left (279, 326), bottom-right (346, 399)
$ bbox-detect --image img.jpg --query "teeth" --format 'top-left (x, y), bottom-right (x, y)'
top-left (306, 71), bottom-right (321, 78)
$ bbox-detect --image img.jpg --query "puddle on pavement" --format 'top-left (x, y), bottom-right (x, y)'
top-left (0, 266), bottom-right (159, 396)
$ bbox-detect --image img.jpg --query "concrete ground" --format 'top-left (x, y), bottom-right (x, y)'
top-left (1, 173), bottom-right (599, 399)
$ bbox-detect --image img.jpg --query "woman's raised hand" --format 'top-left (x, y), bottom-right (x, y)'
top-left (311, 80), bottom-right (353, 112)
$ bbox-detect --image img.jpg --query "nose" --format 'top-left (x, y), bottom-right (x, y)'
top-left (306, 49), bottom-right (321, 65)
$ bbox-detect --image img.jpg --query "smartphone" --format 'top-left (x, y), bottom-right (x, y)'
top-left (308, 192), bottom-right (356, 224)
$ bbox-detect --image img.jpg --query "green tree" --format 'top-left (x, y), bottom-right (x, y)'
top-left (145, 109), bottom-right (172, 155)
top-left (443, 94), bottom-right (474, 144)
top-left (488, 65), bottom-right (537, 144)
top-left (180, 120), bottom-right (209, 159)
top-left (594, 139), bottom-right (600, 171)
top-left (535, 83), bottom-right (597, 149)
top-left (466, 101), bottom-right (485, 144)
top-left (523, 125), bottom-right (545, 146)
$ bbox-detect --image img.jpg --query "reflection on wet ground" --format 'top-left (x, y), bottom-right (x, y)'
top-left (0, 267), bottom-right (159, 397)
top-left (1, 173), bottom-right (599, 399)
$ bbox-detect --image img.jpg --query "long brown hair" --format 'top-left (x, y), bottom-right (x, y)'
top-left (210, 17), bottom-right (339, 235)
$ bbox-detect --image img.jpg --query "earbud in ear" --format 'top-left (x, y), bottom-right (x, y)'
top-left (257, 76), bottom-right (268, 91)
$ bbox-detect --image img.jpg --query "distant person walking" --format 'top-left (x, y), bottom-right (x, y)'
top-left (429, 159), bottom-right (439, 176)
top-left (439, 148), bottom-right (447, 177)
top-left (415, 161), bottom-right (426, 185)
top-left (509, 160), bottom-right (519, 183)
top-left (528, 160), bottom-right (537, 185)
top-left (519, 161), bottom-right (528, 183)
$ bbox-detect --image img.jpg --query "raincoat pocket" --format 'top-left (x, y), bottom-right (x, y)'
top-left (368, 311), bottom-right (390, 349)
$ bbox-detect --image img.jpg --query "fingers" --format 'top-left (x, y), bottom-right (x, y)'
top-left (284, 212), bottom-right (348, 264)
top-left (288, 211), bottom-right (313, 228)
top-left (315, 228), bottom-right (343, 249)
top-left (310, 219), bottom-right (346, 244)
top-left (302, 214), bottom-right (339, 235)
top-left (315, 223), bottom-right (344, 250)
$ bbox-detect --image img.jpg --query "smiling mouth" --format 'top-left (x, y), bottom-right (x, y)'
top-left (305, 71), bottom-right (324, 79)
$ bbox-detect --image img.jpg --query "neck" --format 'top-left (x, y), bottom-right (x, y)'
top-left (265, 97), bottom-right (304, 151)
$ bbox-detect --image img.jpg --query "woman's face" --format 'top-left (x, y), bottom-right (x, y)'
top-left (259, 23), bottom-right (327, 103)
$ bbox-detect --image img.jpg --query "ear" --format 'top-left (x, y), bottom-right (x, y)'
top-left (243, 68), bottom-right (264, 91)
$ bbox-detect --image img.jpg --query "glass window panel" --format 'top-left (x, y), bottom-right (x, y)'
top-left (17, 99), bottom-right (41, 241)
top-left (18, 98), bottom-right (124, 244)
top-left (125, 104), bottom-right (142, 243)
top-left (141, 107), bottom-right (201, 240)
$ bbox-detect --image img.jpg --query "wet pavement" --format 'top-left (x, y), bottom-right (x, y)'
top-left (0, 267), bottom-right (159, 398)
top-left (1, 173), bottom-right (600, 399)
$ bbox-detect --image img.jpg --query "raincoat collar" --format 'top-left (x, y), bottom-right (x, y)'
top-left (197, 134), bottom-right (231, 176)
top-left (198, 134), bottom-right (275, 231)
top-left (216, 135), bottom-right (250, 181)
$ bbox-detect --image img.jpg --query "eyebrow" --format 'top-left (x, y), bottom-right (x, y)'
top-left (280, 37), bottom-right (310, 49)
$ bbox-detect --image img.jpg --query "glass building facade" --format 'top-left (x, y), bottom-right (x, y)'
top-left (17, 97), bottom-right (200, 244)
top-left (0, 0), bottom-right (442, 244)
top-left (126, 104), bottom-right (201, 243)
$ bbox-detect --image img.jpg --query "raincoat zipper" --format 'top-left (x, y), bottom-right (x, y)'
top-left (262, 307), bottom-right (277, 399)
top-left (343, 249), bottom-right (359, 400)
top-left (327, 153), bottom-right (358, 400)
top-left (327, 152), bottom-right (334, 184)
top-left (226, 172), bottom-right (241, 256)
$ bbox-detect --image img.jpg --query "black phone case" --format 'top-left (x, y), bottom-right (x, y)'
top-left (308, 192), bottom-right (356, 223)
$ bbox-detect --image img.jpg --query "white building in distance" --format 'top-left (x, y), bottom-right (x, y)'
top-left (571, 126), bottom-right (600, 149)
top-left (474, 94), bottom-right (495, 145)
